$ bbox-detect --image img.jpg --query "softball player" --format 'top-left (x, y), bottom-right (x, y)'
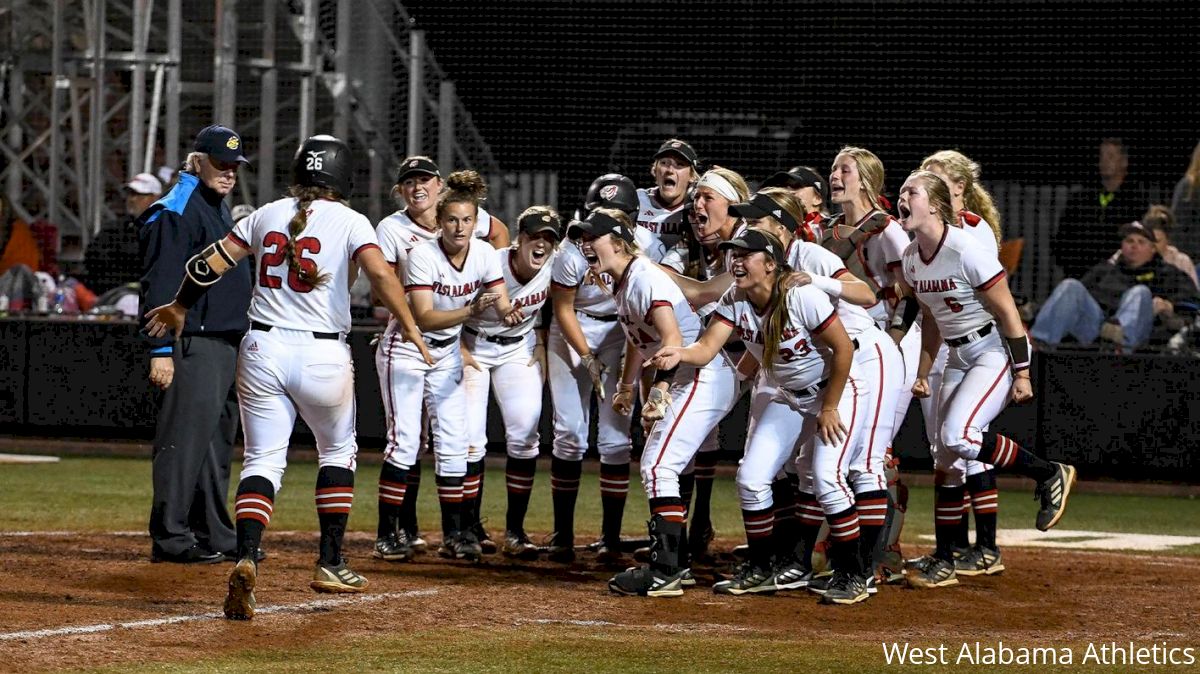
top-left (760, 165), bottom-right (831, 242)
top-left (736, 189), bottom-right (894, 594)
top-left (460, 207), bottom-right (561, 560)
top-left (145, 135), bottom-right (428, 620)
top-left (375, 162), bottom-right (510, 558)
top-left (546, 174), bottom-right (665, 565)
top-left (650, 229), bottom-right (871, 605)
top-left (637, 139), bottom-right (700, 247)
top-left (374, 174), bottom-right (514, 564)
top-left (568, 208), bottom-right (739, 598)
top-left (919, 150), bottom-right (1007, 575)
top-left (895, 170), bottom-right (1076, 589)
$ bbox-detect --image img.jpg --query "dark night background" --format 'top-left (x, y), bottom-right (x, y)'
top-left (398, 0), bottom-right (1200, 204)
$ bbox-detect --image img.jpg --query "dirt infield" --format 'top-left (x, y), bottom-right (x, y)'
top-left (1, 531), bottom-right (1197, 672)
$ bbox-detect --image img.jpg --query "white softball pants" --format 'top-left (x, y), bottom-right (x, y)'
top-left (463, 331), bottom-right (544, 462)
top-left (932, 329), bottom-right (1012, 487)
top-left (377, 334), bottom-right (468, 478)
top-left (547, 316), bottom-right (633, 464)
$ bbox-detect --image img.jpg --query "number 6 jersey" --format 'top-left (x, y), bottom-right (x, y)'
top-left (228, 197), bottom-right (380, 334)
top-left (901, 224), bottom-right (1005, 340)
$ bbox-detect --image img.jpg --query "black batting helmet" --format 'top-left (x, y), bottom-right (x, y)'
top-left (584, 173), bottom-right (639, 218)
top-left (292, 134), bottom-right (353, 197)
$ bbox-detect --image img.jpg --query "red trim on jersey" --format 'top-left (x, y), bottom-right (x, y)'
top-left (484, 277), bottom-right (505, 289)
top-left (962, 366), bottom-right (1009, 447)
top-left (918, 224), bottom-right (949, 265)
top-left (959, 209), bottom-right (983, 227)
top-left (648, 369), bottom-right (701, 497)
top-left (550, 280), bottom-right (580, 290)
top-left (226, 232), bottom-right (251, 250)
top-left (438, 237), bottom-right (469, 272)
top-left (404, 284), bottom-right (433, 292)
top-left (352, 242), bottom-right (381, 261)
top-left (832, 268), bottom-right (850, 279)
top-left (711, 313), bottom-right (735, 328)
top-left (812, 311), bottom-right (837, 335)
top-left (975, 270), bottom-right (1006, 291)
top-left (644, 299), bottom-right (672, 324)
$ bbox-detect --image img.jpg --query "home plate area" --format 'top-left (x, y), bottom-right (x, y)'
top-left (919, 529), bottom-right (1200, 551)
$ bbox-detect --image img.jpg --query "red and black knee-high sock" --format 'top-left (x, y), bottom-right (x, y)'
top-left (977, 433), bottom-right (1056, 482)
top-left (956, 504), bottom-right (972, 550)
top-left (691, 452), bottom-right (718, 535)
top-left (648, 497), bottom-right (686, 571)
top-left (316, 466), bottom-right (354, 566)
top-left (742, 507), bottom-right (775, 569)
top-left (463, 459), bottom-right (485, 529)
top-left (234, 476), bottom-right (274, 562)
top-left (435, 475), bottom-right (464, 537)
top-left (967, 470), bottom-right (999, 550)
top-left (398, 459), bottom-right (422, 536)
top-left (770, 478), bottom-right (799, 561)
top-left (826, 506), bottom-right (863, 577)
top-left (377, 462), bottom-right (408, 538)
top-left (794, 490), bottom-right (825, 569)
top-left (678, 471), bottom-right (696, 518)
top-left (504, 456), bottom-right (537, 535)
top-left (853, 490), bottom-right (889, 574)
top-left (934, 485), bottom-right (968, 561)
top-left (550, 456), bottom-right (582, 541)
top-left (599, 462), bottom-right (630, 545)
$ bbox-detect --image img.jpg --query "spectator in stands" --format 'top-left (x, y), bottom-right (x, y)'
top-left (0, 193), bottom-right (59, 276)
top-left (1169, 140), bottom-right (1200, 259)
top-left (85, 173), bottom-right (163, 295)
top-left (1108, 205), bottom-right (1198, 290)
top-left (1032, 221), bottom-right (1199, 350)
top-left (140, 125), bottom-right (253, 564)
top-left (1052, 138), bottom-right (1148, 280)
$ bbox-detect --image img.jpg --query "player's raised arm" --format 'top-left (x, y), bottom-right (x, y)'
top-left (144, 235), bottom-right (251, 338)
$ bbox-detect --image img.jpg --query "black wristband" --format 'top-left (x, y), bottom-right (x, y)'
top-left (175, 274), bottom-right (208, 309)
top-left (1004, 335), bottom-right (1031, 372)
top-left (652, 366), bottom-right (678, 384)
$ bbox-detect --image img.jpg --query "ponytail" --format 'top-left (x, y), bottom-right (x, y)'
top-left (285, 184), bottom-right (336, 288)
top-left (964, 182), bottom-right (1003, 245)
top-left (761, 262), bottom-right (794, 374)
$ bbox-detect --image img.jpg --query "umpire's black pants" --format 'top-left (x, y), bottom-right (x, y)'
top-left (148, 335), bottom-right (240, 556)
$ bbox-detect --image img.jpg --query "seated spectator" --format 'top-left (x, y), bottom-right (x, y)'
top-left (0, 194), bottom-right (59, 276)
top-left (1108, 205), bottom-right (1198, 290)
top-left (1032, 221), bottom-right (1199, 350)
top-left (84, 173), bottom-right (162, 294)
top-left (1169, 140), bottom-right (1200, 259)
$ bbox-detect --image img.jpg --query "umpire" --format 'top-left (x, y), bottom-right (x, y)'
top-left (140, 125), bottom-right (253, 563)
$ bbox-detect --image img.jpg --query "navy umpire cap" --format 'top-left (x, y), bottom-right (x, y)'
top-left (292, 134), bottom-right (354, 197)
top-left (194, 125), bottom-right (249, 164)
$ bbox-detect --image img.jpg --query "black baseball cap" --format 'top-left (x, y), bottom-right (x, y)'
top-left (566, 210), bottom-right (634, 243)
top-left (761, 165), bottom-right (829, 203)
top-left (653, 139), bottom-right (699, 168)
top-left (717, 228), bottom-right (786, 266)
top-left (193, 125), bottom-right (249, 164)
top-left (396, 157), bottom-right (440, 183)
top-left (727, 192), bottom-right (800, 233)
top-left (519, 210), bottom-right (562, 241)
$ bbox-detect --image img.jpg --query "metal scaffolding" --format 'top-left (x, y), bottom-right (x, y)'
top-left (1, 0), bottom-right (509, 259)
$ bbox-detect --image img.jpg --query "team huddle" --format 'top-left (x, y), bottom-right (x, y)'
top-left (143, 134), bottom-right (1078, 619)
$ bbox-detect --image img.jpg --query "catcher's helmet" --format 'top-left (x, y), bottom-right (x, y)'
top-left (292, 134), bottom-right (353, 196)
top-left (584, 173), bottom-right (639, 218)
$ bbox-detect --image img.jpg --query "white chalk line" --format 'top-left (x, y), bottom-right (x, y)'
top-left (516, 618), bottom-right (749, 633)
top-left (0, 588), bottom-right (440, 642)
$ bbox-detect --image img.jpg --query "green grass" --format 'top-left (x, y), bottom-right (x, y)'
top-left (1, 457), bottom-right (1198, 554)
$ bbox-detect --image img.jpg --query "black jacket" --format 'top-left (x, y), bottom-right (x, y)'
top-left (1053, 181), bottom-right (1148, 281)
top-left (1081, 253), bottom-right (1199, 314)
top-left (138, 172), bottom-right (252, 355)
